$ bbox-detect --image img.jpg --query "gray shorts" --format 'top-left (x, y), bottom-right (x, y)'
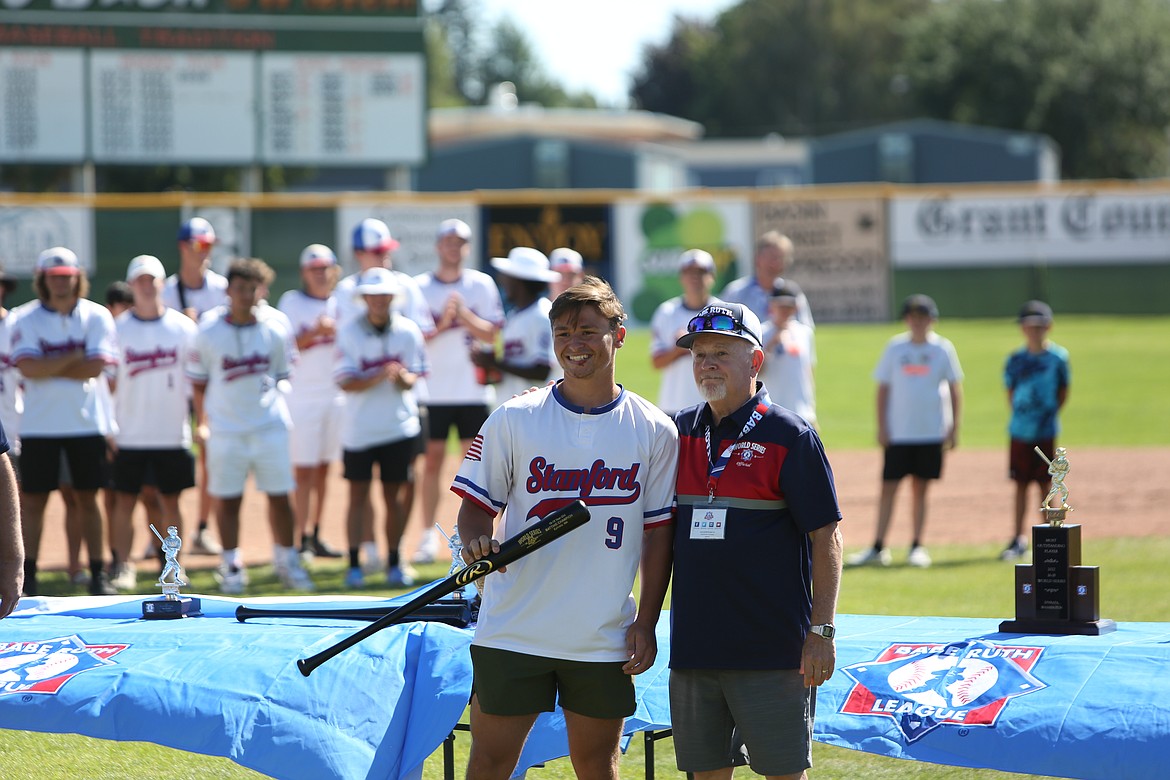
top-left (670, 668), bottom-right (814, 776)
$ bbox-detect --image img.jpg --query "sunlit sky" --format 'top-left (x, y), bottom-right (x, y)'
top-left (475, 0), bottom-right (738, 106)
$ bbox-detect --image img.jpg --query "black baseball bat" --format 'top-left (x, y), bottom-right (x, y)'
top-left (236, 601), bottom-right (472, 627)
top-left (296, 499), bottom-right (590, 677)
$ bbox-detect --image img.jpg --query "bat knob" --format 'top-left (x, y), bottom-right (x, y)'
top-left (297, 658), bottom-right (314, 677)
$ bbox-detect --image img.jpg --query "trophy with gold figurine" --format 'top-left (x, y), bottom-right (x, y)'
top-left (1000, 448), bottom-right (1115, 635)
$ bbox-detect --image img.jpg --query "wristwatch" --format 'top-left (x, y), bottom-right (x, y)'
top-left (809, 623), bottom-right (836, 639)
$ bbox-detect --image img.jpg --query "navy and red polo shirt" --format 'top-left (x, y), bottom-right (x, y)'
top-left (671, 386), bottom-right (841, 670)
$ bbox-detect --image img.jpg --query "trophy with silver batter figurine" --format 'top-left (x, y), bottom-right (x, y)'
top-left (1000, 447), bottom-right (1114, 635)
top-left (142, 524), bottom-right (202, 619)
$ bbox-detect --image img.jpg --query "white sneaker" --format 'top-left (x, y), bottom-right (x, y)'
top-left (361, 541), bottom-right (383, 574)
top-left (110, 562), bottom-right (137, 591)
top-left (847, 547), bottom-right (892, 567)
top-left (192, 527), bottom-right (223, 555)
top-left (216, 565), bottom-right (249, 595)
top-left (279, 556), bottom-right (316, 592)
top-left (411, 527), bottom-right (439, 564)
top-left (908, 546), bottom-right (932, 568)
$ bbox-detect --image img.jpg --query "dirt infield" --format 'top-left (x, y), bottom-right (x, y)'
top-left (33, 446), bottom-right (1170, 574)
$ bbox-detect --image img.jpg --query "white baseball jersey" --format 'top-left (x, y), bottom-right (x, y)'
top-left (452, 384), bottom-right (679, 662)
top-left (494, 297), bottom-right (555, 405)
top-left (334, 313), bottom-right (428, 451)
top-left (335, 270), bottom-right (435, 335)
top-left (277, 290), bottom-right (345, 409)
top-left (414, 269), bottom-right (504, 406)
top-left (162, 270), bottom-right (228, 318)
top-left (187, 313), bottom-right (293, 435)
top-left (0, 308), bottom-right (24, 455)
top-left (114, 308), bottom-right (197, 449)
top-left (650, 295), bottom-right (721, 414)
top-left (10, 299), bottom-right (118, 437)
top-left (759, 319), bottom-right (817, 425)
top-left (874, 332), bottom-right (964, 443)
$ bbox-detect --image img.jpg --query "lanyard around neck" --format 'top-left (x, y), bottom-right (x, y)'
top-left (704, 399), bottom-right (770, 501)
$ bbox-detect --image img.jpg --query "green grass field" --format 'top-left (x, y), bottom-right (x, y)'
top-left (2, 315), bottom-right (1167, 779)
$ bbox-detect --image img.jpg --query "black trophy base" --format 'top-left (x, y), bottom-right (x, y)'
top-left (142, 597), bottom-right (202, 620)
top-left (998, 617), bottom-right (1116, 636)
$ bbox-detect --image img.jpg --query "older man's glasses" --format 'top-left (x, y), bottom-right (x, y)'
top-left (686, 313), bottom-right (742, 335)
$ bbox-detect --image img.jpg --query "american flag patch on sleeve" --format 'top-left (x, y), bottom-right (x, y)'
top-left (465, 434), bottom-right (484, 462)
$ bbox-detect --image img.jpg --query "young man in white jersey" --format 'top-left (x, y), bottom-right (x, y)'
top-left (454, 276), bottom-right (678, 780)
top-left (334, 268), bottom-right (428, 588)
top-left (11, 247), bottom-right (119, 596)
top-left (0, 267), bottom-right (22, 468)
top-left (277, 244), bottom-right (345, 560)
top-left (472, 247), bottom-right (559, 404)
top-left (414, 218), bottom-right (504, 565)
top-left (108, 255), bottom-right (198, 591)
top-left (335, 218), bottom-right (434, 334)
top-left (188, 258), bottom-right (314, 594)
top-left (164, 216), bottom-right (227, 557)
top-left (650, 249), bottom-right (723, 415)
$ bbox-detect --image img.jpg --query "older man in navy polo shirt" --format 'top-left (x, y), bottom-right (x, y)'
top-left (670, 302), bottom-right (843, 780)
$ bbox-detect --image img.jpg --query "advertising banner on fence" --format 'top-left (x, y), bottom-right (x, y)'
top-left (0, 205), bottom-right (93, 276)
top-left (612, 200), bottom-right (752, 325)
top-left (891, 190), bottom-right (1170, 266)
top-left (482, 203), bottom-right (612, 281)
top-left (336, 203), bottom-right (478, 278)
top-left (754, 197), bottom-right (888, 322)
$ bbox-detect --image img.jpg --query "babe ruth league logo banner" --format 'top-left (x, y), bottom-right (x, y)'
top-left (0, 636), bottom-right (128, 696)
top-left (838, 639), bottom-right (1047, 742)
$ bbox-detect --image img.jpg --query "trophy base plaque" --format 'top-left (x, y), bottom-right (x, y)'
top-left (142, 597), bottom-right (202, 620)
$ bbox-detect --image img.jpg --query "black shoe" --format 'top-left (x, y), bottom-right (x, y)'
top-left (309, 536), bottom-right (344, 558)
top-left (89, 571), bottom-right (118, 596)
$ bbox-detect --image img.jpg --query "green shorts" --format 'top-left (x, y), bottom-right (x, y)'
top-left (470, 645), bottom-right (635, 719)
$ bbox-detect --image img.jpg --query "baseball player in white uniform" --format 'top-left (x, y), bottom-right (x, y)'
top-left (164, 216), bottom-right (228, 556)
top-left (650, 249), bottom-right (723, 415)
top-left (0, 268), bottom-right (22, 462)
top-left (334, 267), bottom-right (429, 588)
top-left (414, 218), bottom-right (505, 564)
top-left (474, 247), bottom-right (560, 404)
top-left (109, 255), bottom-right (198, 592)
top-left (760, 278), bottom-right (818, 427)
top-left (277, 244), bottom-right (346, 560)
top-left (188, 258), bottom-right (313, 594)
top-left (453, 276), bottom-right (678, 779)
top-left (335, 218), bottom-right (435, 334)
top-left (11, 247), bottom-right (119, 597)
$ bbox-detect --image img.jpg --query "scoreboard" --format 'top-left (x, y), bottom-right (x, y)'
top-left (0, 1), bottom-right (426, 166)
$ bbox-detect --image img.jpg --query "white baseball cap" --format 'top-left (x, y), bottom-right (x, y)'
top-left (549, 247), bottom-right (583, 273)
top-left (36, 247), bottom-right (81, 276)
top-left (490, 247), bottom-right (561, 283)
top-left (126, 254), bottom-right (166, 282)
top-left (678, 248), bottom-right (716, 272)
top-left (299, 244), bottom-right (338, 268)
top-left (354, 267), bottom-right (401, 297)
top-left (436, 218), bottom-right (472, 241)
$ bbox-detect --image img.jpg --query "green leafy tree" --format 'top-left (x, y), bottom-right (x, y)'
top-left (632, 0), bottom-right (928, 136)
top-left (902, 0), bottom-right (1170, 178)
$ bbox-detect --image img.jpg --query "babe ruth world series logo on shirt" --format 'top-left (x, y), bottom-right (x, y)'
top-left (838, 639), bottom-right (1047, 742)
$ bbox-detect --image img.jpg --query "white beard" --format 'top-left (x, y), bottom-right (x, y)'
top-left (698, 381), bottom-right (726, 403)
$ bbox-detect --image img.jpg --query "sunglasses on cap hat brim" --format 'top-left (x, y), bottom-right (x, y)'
top-left (684, 312), bottom-right (761, 345)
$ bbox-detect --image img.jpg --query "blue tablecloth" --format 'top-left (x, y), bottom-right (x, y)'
top-left (1, 596), bottom-right (1166, 779)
